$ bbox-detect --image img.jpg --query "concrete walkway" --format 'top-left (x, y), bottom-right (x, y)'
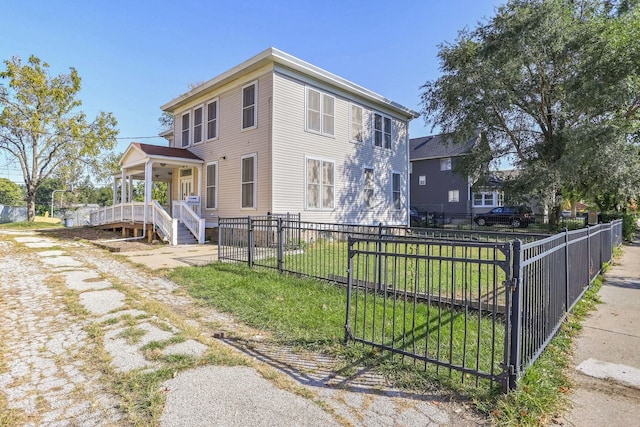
top-left (564, 234), bottom-right (640, 425)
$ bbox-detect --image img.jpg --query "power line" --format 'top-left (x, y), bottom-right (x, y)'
top-left (1, 125), bottom-right (169, 141)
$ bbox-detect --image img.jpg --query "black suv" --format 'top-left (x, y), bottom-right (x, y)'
top-left (474, 206), bottom-right (534, 228)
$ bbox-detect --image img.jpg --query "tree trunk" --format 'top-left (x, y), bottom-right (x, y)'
top-left (26, 187), bottom-right (36, 222)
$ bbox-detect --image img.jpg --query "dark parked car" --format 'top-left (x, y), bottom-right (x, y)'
top-left (474, 206), bottom-right (535, 228)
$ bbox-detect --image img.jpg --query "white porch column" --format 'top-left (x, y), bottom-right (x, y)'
top-left (128, 175), bottom-right (133, 203)
top-left (145, 161), bottom-right (153, 222)
top-left (112, 175), bottom-right (118, 205)
top-left (121, 169), bottom-right (126, 203)
top-left (196, 164), bottom-right (203, 198)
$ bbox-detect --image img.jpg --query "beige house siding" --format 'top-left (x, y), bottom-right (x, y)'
top-left (271, 72), bottom-right (409, 225)
top-left (169, 67), bottom-right (274, 221)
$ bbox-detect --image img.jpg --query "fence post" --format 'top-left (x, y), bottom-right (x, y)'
top-left (277, 217), bottom-right (284, 273)
top-left (345, 236), bottom-right (354, 343)
top-left (377, 222), bottom-right (383, 291)
top-left (508, 239), bottom-right (523, 391)
top-left (248, 216), bottom-right (254, 268)
top-left (563, 228), bottom-right (570, 314)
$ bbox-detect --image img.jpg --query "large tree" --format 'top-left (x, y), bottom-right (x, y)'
top-left (0, 55), bottom-right (118, 221)
top-left (421, 0), bottom-right (640, 226)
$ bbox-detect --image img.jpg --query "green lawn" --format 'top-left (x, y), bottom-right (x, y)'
top-left (169, 261), bottom-right (505, 395)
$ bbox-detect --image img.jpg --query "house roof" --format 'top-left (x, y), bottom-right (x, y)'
top-left (132, 142), bottom-right (202, 161)
top-left (409, 133), bottom-right (477, 161)
top-left (161, 47), bottom-right (420, 120)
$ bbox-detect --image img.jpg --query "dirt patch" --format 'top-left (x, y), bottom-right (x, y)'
top-left (36, 227), bottom-right (161, 252)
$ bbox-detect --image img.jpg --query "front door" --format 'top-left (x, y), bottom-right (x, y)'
top-left (180, 177), bottom-right (192, 200)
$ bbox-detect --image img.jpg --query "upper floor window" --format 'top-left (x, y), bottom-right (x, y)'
top-left (241, 154), bottom-right (256, 208)
top-left (306, 157), bottom-right (335, 210)
top-left (392, 172), bottom-right (401, 210)
top-left (206, 162), bottom-right (218, 209)
top-left (440, 157), bottom-right (452, 171)
top-left (193, 106), bottom-right (203, 144)
top-left (206, 99), bottom-right (218, 140)
top-left (448, 190), bottom-right (460, 203)
top-left (181, 112), bottom-right (190, 147)
top-left (242, 82), bottom-right (257, 130)
top-left (418, 175), bottom-right (426, 186)
top-left (350, 104), bottom-right (364, 143)
top-left (374, 113), bottom-right (391, 149)
top-left (306, 87), bottom-right (334, 136)
top-left (363, 168), bottom-right (374, 209)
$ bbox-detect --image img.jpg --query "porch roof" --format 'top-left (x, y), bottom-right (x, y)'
top-left (119, 142), bottom-right (203, 181)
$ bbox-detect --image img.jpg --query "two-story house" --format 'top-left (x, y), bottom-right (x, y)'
top-left (409, 133), bottom-right (504, 219)
top-left (97, 48), bottom-right (419, 244)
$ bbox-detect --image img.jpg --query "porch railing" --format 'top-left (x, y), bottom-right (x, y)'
top-left (89, 202), bottom-right (179, 245)
top-left (172, 201), bottom-right (206, 244)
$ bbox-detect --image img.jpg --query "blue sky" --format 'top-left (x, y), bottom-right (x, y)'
top-left (1, 0), bottom-right (505, 184)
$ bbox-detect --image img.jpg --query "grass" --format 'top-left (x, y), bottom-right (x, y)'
top-left (0, 221), bottom-right (62, 229)
top-left (488, 271), bottom-right (607, 426)
top-left (171, 252), bottom-right (617, 424)
top-left (170, 262), bottom-right (505, 398)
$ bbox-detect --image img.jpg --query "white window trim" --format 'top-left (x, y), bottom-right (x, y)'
top-left (241, 81), bottom-right (258, 131)
top-left (440, 157), bottom-right (452, 171)
top-left (206, 98), bottom-right (219, 141)
top-left (305, 86), bottom-right (335, 137)
top-left (240, 153), bottom-right (257, 209)
top-left (448, 190), bottom-right (460, 203)
top-left (373, 112), bottom-right (393, 150)
top-left (473, 190), bottom-right (504, 207)
top-left (192, 104), bottom-right (204, 145)
top-left (304, 156), bottom-right (335, 211)
top-left (363, 166), bottom-right (375, 210)
top-left (391, 171), bottom-right (402, 211)
top-left (349, 103), bottom-right (366, 144)
top-left (418, 175), bottom-right (426, 186)
top-left (180, 111), bottom-right (191, 148)
top-left (205, 161), bottom-right (218, 210)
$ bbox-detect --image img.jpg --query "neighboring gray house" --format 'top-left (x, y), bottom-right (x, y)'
top-left (92, 48), bottom-right (419, 244)
top-left (409, 133), bottom-right (504, 216)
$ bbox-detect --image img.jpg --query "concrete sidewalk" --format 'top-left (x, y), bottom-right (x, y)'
top-left (564, 235), bottom-right (640, 426)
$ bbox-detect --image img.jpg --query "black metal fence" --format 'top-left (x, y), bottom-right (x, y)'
top-left (218, 216), bottom-right (623, 392)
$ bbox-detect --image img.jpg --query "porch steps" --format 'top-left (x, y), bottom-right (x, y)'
top-left (177, 222), bottom-right (198, 245)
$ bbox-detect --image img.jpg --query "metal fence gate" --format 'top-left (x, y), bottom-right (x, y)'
top-left (345, 236), bottom-right (513, 390)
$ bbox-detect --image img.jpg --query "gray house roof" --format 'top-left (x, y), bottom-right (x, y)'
top-left (409, 133), bottom-right (477, 161)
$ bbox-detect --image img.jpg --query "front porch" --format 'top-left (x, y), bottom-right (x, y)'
top-left (89, 201), bottom-right (211, 245)
top-left (89, 142), bottom-right (213, 245)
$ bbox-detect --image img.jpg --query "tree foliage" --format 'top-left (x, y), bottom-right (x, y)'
top-left (421, 0), bottom-right (640, 224)
top-left (0, 177), bottom-right (24, 205)
top-left (0, 55), bottom-right (118, 221)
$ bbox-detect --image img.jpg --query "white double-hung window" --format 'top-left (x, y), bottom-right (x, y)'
top-left (241, 154), bottom-right (256, 208)
top-left (392, 172), bottom-right (401, 210)
top-left (193, 106), bottom-right (203, 144)
top-left (206, 162), bottom-right (218, 209)
top-left (306, 157), bottom-right (334, 210)
top-left (350, 104), bottom-right (364, 143)
top-left (206, 99), bottom-right (218, 140)
top-left (242, 82), bottom-right (257, 130)
top-left (181, 112), bottom-right (190, 147)
top-left (363, 168), bottom-right (374, 209)
top-left (306, 87), bottom-right (335, 136)
top-left (374, 113), bottom-right (392, 149)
